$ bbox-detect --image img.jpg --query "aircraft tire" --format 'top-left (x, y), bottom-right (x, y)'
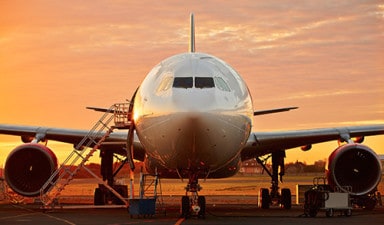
top-left (259, 188), bottom-right (270, 209)
top-left (198, 196), bottom-right (206, 218)
top-left (181, 196), bottom-right (190, 218)
top-left (281, 188), bottom-right (292, 209)
top-left (94, 188), bottom-right (105, 205)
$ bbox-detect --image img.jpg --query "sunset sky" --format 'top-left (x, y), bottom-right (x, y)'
top-left (0, 0), bottom-right (383, 165)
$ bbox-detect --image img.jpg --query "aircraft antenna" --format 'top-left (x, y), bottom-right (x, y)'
top-left (189, 13), bottom-right (195, 53)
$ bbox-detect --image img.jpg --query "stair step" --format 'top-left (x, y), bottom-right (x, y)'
top-left (40, 103), bottom-right (132, 207)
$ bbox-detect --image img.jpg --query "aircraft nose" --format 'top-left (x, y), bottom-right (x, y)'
top-left (172, 89), bottom-right (216, 112)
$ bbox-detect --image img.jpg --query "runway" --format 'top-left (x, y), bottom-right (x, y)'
top-left (1, 201), bottom-right (383, 225)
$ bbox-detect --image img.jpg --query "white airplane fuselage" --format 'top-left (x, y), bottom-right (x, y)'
top-left (133, 52), bottom-right (254, 178)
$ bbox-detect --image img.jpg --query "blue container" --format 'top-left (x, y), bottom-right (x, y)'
top-left (129, 199), bottom-right (156, 216)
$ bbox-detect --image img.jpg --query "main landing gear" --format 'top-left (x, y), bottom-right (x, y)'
top-left (257, 150), bottom-right (292, 209)
top-left (181, 174), bottom-right (206, 218)
top-left (94, 149), bottom-right (129, 205)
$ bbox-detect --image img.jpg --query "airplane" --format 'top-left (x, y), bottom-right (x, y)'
top-left (0, 14), bottom-right (383, 218)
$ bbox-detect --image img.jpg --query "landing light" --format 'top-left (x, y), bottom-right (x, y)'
top-left (192, 205), bottom-right (200, 213)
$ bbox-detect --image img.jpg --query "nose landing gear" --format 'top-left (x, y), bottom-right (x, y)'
top-left (180, 175), bottom-right (206, 218)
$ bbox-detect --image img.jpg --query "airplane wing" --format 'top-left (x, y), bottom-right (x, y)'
top-left (0, 124), bottom-right (146, 161)
top-left (241, 125), bottom-right (384, 160)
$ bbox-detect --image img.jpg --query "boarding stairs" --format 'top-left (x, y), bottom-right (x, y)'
top-left (40, 103), bottom-right (132, 208)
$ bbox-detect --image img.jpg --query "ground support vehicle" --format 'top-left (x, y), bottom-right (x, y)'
top-left (304, 177), bottom-right (352, 217)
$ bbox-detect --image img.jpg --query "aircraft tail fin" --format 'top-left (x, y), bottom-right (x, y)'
top-left (189, 13), bottom-right (195, 53)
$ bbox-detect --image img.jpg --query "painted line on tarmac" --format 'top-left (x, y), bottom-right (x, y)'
top-left (175, 217), bottom-right (185, 225)
top-left (43, 213), bottom-right (76, 225)
top-left (8, 204), bottom-right (76, 225)
top-left (0, 212), bottom-right (38, 221)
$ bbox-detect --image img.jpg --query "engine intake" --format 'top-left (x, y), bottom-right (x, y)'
top-left (4, 143), bottom-right (58, 197)
top-left (326, 143), bottom-right (382, 196)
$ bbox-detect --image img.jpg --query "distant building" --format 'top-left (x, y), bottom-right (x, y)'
top-left (239, 159), bottom-right (266, 174)
top-left (240, 159), bottom-right (327, 175)
top-left (314, 160), bottom-right (326, 168)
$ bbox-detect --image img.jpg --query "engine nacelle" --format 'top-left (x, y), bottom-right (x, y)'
top-left (326, 143), bottom-right (382, 196)
top-left (4, 143), bottom-right (58, 197)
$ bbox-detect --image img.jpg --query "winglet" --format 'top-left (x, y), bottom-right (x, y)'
top-left (189, 13), bottom-right (195, 53)
top-left (86, 106), bottom-right (110, 113)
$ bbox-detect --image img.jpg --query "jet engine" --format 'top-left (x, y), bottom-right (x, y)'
top-left (326, 143), bottom-right (382, 196)
top-left (4, 143), bottom-right (58, 197)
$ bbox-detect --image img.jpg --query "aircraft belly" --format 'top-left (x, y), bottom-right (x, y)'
top-left (135, 112), bottom-right (251, 172)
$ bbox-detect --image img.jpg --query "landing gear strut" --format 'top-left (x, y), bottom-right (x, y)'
top-left (256, 150), bottom-right (292, 209)
top-left (94, 149), bottom-right (128, 205)
top-left (181, 174), bottom-right (206, 218)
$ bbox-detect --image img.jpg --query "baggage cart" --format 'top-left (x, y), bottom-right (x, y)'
top-left (304, 177), bottom-right (352, 217)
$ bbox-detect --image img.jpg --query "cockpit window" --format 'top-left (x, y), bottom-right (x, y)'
top-left (173, 77), bottom-right (193, 88)
top-left (214, 77), bottom-right (231, 92)
top-left (195, 77), bottom-right (214, 89)
top-left (172, 76), bottom-right (231, 91)
top-left (157, 76), bottom-right (173, 92)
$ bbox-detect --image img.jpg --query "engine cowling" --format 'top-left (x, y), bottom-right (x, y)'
top-left (326, 143), bottom-right (382, 196)
top-left (4, 143), bottom-right (58, 197)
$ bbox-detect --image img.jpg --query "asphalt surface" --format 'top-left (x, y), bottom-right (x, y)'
top-left (1, 202), bottom-right (384, 225)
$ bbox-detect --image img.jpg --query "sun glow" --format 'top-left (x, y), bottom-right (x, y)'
top-left (0, 0), bottom-right (383, 164)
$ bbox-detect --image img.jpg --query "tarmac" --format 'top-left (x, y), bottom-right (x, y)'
top-left (1, 200), bottom-right (384, 225)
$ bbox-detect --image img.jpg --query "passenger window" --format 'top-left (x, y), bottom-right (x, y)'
top-left (173, 77), bottom-right (193, 88)
top-left (214, 77), bottom-right (231, 92)
top-left (195, 77), bottom-right (214, 89)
